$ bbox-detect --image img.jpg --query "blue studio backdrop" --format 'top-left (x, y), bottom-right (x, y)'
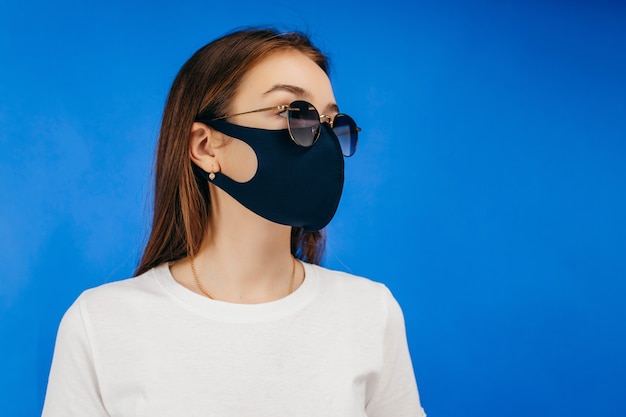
top-left (1, 1), bottom-right (625, 416)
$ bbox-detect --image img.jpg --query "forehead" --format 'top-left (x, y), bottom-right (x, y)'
top-left (233, 49), bottom-right (336, 108)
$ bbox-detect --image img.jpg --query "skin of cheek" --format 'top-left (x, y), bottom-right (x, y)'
top-left (215, 134), bottom-right (259, 183)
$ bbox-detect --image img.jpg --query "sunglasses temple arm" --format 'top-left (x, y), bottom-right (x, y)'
top-left (211, 105), bottom-right (288, 121)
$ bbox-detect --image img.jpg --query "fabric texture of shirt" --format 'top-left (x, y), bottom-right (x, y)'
top-left (42, 262), bottom-right (426, 417)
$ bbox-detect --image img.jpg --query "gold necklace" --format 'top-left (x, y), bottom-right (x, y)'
top-left (190, 256), bottom-right (297, 300)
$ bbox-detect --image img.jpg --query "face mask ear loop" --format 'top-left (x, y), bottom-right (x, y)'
top-left (192, 163), bottom-right (210, 181)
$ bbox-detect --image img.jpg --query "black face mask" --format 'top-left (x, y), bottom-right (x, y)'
top-left (195, 120), bottom-right (345, 232)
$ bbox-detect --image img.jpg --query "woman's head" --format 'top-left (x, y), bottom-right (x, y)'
top-left (136, 28), bottom-right (332, 275)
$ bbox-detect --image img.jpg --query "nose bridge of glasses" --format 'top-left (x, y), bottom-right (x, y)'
top-left (319, 114), bottom-right (332, 124)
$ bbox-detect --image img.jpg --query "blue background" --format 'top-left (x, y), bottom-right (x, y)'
top-left (1, 0), bottom-right (625, 416)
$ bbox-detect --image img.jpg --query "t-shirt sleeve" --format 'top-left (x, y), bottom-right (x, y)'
top-left (365, 286), bottom-right (427, 417)
top-left (41, 296), bottom-right (110, 417)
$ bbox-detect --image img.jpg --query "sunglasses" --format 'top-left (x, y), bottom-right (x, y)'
top-left (211, 100), bottom-right (360, 157)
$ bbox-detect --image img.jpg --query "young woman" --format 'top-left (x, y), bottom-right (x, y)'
top-left (42, 28), bottom-right (426, 417)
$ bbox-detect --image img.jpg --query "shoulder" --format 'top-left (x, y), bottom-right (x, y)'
top-left (307, 263), bottom-right (394, 297)
top-left (66, 265), bottom-right (168, 323)
top-left (305, 263), bottom-right (402, 322)
top-left (81, 265), bottom-right (158, 299)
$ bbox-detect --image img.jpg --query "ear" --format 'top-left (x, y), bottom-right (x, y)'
top-left (190, 122), bottom-right (222, 174)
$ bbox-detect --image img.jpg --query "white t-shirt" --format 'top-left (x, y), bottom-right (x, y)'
top-left (42, 262), bottom-right (426, 417)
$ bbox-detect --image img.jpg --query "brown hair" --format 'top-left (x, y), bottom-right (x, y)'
top-left (135, 28), bottom-right (329, 276)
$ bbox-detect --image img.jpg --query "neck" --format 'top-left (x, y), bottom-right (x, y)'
top-left (172, 186), bottom-right (300, 304)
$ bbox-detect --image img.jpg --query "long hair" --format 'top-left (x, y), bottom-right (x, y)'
top-left (135, 28), bottom-right (329, 276)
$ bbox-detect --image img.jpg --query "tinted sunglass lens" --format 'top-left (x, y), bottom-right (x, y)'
top-left (287, 100), bottom-right (320, 147)
top-left (332, 114), bottom-right (358, 157)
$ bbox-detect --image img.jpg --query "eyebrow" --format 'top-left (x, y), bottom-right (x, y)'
top-left (263, 84), bottom-right (340, 114)
top-left (263, 84), bottom-right (309, 97)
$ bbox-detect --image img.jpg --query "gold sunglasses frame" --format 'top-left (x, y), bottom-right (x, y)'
top-left (211, 100), bottom-right (361, 155)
